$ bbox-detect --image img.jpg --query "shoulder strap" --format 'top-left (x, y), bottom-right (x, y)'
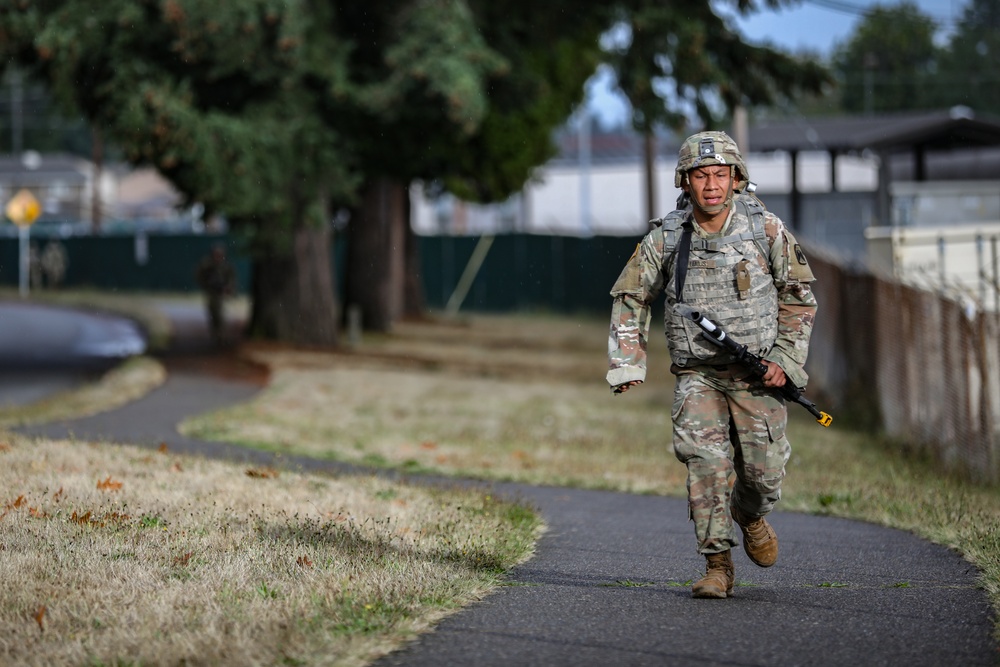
top-left (674, 223), bottom-right (693, 304)
top-left (660, 209), bottom-right (688, 255)
top-left (737, 194), bottom-right (770, 259)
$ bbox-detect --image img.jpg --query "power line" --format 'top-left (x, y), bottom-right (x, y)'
top-left (802, 0), bottom-right (872, 16)
top-left (802, 0), bottom-right (959, 25)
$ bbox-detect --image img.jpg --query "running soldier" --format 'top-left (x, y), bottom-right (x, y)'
top-left (606, 131), bottom-right (818, 598)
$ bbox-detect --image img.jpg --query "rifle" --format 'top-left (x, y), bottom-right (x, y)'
top-left (677, 305), bottom-right (832, 427)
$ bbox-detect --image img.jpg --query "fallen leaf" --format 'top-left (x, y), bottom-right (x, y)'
top-left (246, 467), bottom-right (279, 479)
top-left (53, 487), bottom-right (64, 502)
top-left (71, 510), bottom-right (93, 525)
top-left (296, 555), bottom-right (313, 568)
top-left (104, 512), bottom-right (131, 525)
top-left (28, 507), bottom-right (47, 518)
top-left (173, 552), bottom-right (193, 567)
top-left (97, 476), bottom-right (123, 492)
top-left (12, 495), bottom-right (26, 508)
top-left (158, 443), bottom-right (169, 454)
top-left (170, 462), bottom-right (183, 473)
top-left (34, 606), bottom-right (45, 631)
top-left (0, 443), bottom-right (10, 452)
top-left (420, 441), bottom-right (438, 450)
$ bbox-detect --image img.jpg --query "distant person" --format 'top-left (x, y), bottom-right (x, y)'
top-left (606, 131), bottom-right (819, 598)
top-left (28, 242), bottom-right (43, 290)
top-left (195, 244), bottom-right (236, 345)
top-left (41, 240), bottom-right (68, 289)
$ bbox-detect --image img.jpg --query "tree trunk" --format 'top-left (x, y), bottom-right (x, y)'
top-left (247, 223), bottom-right (339, 346)
top-left (345, 178), bottom-right (407, 332)
top-left (403, 190), bottom-right (426, 319)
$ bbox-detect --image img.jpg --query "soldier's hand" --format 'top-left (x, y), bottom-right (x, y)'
top-left (761, 361), bottom-right (787, 388)
top-left (613, 380), bottom-right (642, 394)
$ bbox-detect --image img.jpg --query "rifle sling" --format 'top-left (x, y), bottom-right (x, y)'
top-left (675, 222), bottom-right (693, 303)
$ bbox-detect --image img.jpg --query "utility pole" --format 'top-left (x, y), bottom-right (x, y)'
top-left (10, 68), bottom-right (24, 154)
top-left (643, 130), bottom-right (656, 226)
top-left (578, 111), bottom-right (592, 235)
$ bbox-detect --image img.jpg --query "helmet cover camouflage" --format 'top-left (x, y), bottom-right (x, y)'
top-left (674, 131), bottom-right (749, 189)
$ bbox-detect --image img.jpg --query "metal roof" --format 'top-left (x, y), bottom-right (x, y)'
top-left (750, 107), bottom-right (1000, 154)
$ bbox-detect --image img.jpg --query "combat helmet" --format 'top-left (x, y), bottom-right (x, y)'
top-left (674, 131), bottom-right (749, 190)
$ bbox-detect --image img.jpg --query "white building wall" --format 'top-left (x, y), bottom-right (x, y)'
top-left (412, 151), bottom-right (879, 237)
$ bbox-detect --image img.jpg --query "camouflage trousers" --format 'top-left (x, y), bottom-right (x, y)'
top-left (671, 367), bottom-right (791, 554)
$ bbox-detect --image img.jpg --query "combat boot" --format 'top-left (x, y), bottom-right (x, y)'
top-left (691, 550), bottom-right (735, 599)
top-left (732, 505), bottom-right (778, 567)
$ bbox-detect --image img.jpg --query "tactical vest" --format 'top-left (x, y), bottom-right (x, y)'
top-left (654, 194), bottom-right (779, 368)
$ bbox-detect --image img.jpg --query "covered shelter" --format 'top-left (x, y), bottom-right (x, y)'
top-left (748, 107), bottom-right (1000, 227)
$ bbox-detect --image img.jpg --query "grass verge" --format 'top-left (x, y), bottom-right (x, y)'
top-left (0, 434), bottom-right (541, 666)
top-left (0, 356), bottom-right (167, 428)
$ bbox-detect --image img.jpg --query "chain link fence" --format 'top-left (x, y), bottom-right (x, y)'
top-left (807, 248), bottom-right (1000, 483)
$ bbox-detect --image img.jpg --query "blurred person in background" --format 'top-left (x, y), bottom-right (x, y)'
top-left (196, 244), bottom-right (237, 346)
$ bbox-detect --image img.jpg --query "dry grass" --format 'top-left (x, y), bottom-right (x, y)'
top-left (0, 434), bottom-right (541, 666)
top-left (182, 314), bottom-right (686, 494)
top-left (181, 311), bottom-right (1000, 641)
top-left (0, 356), bottom-right (167, 429)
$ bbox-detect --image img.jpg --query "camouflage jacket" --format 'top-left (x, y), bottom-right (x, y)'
top-left (606, 203), bottom-right (818, 390)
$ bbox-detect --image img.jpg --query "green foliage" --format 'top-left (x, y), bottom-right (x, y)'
top-left (604, 0), bottom-right (832, 131)
top-left (0, 0), bottom-right (838, 211)
top-left (935, 0), bottom-right (1000, 113)
top-left (0, 0), bottom-right (514, 230)
top-left (432, 0), bottom-right (608, 201)
top-left (832, 1), bottom-right (940, 114)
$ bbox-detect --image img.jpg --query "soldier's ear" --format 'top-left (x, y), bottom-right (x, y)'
top-left (733, 167), bottom-right (746, 191)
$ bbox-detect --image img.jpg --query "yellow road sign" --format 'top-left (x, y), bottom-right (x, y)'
top-left (5, 188), bottom-right (41, 227)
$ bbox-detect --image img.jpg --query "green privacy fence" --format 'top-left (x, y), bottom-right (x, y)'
top-left (419, 234), bottom-right (639, 313)
top-left (0, 231), bottom-right (642, 314)
top-left (0, 233), bottom-right (252, 293)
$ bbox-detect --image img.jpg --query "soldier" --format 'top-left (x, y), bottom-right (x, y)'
top-left (195, 244), bottom-right (237, 346)
top-left (606, 131), bottom-right (818, 599)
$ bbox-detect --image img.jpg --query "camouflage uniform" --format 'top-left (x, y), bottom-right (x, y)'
top-left (607, 133), bottom-right (818, 556)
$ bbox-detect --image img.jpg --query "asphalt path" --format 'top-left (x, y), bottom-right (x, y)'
top-left (0, 300), bottom-right (146, 406)
top-left (8, 301), bottom-right (999, 666)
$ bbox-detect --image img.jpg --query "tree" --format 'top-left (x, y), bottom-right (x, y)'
top-left (600, 1), bottom-right (831, 220)
top-left (1, 0), bottom-right (837, 342)
top-left (831, 2), bottom-right (940, 114)
top-left (0, 0), bottom-right (502, 344)
top-left (936, 0), bottom-right (1000, 112)
top-left (343, 0), bottom-right (609, 330)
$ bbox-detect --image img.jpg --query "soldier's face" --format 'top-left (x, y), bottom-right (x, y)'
top-left (684, 166), bottom-right (732, 210)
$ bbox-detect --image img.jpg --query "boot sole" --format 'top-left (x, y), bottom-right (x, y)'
top-left (692, 587), bottom-right (734, 599)
top-left (692, 590), bottom-right (731, 599)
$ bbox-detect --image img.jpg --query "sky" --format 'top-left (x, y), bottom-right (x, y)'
top-left (587, 0), bottom-right (968, 127)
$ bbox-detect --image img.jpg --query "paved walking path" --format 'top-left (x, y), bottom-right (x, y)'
top-left (12, 303), bottom-right (998, 667)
